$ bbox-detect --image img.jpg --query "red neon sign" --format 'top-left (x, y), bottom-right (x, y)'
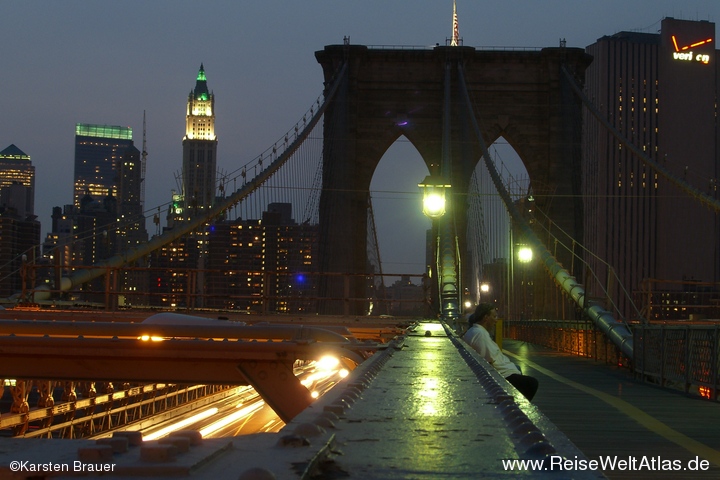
top-left (671, 35), bottom-right (713, 51)
top-left (671, 35), bottom-right (713, 64)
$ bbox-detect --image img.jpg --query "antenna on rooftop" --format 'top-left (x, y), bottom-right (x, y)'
top-left (141, 111), bottom-right (147, 207)
top-left (450, 0), bottom-right (460, 46)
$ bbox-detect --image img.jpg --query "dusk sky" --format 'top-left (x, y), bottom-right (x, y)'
top-left (2, 1), bottom-right (718, 276)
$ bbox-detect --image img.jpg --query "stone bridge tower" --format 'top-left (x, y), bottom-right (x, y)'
top-left (315, 44), bottom-right (592, 316)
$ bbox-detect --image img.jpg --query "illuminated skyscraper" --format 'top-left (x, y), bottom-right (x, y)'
top-left (182, 64), bottom-right (218, 219)
top-left (0, 144), bottom-right (40, 297)
top-left (73, 123), bottom-right (134, 207)
top-left (0, 144), bottom-right (35, 217)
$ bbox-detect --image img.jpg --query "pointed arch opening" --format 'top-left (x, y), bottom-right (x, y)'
top-left (466, 136), bottom-right (529, 314)
top-left (369, 136), bottom-right (431, 316)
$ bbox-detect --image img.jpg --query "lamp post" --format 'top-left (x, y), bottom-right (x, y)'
top-left (419, 175), bottom-right (459, 322)
top-left (516, 245), bottom-right (533, 320)
top-left (517, 246), bottom-right (533, 264)
top-left (418, 175), bottom-right (451, 219)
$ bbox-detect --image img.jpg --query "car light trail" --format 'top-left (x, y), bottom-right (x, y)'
top-left (199, 402), bottom-right (265, 438)
top-left (144, 407), bottom-right (219, 441)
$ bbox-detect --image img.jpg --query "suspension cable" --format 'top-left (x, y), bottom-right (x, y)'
top-left (457, 61), bottom-right (634, 359)
top-left (58, 62), bottom-right (348, 292)
top-left (561, 66), bottom-right (720, 212)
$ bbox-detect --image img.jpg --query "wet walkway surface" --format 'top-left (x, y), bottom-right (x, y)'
top-left (502, 339), bottom-right (720, 479)
top-left (281, 324), bottom-right (600, 479)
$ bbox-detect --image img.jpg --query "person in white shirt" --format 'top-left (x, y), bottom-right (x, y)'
top-left (463, 303), bottom-right (539, 401)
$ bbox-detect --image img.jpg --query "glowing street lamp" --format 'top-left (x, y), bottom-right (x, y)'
top-left (418, 175), bottom-right (451, 219)
top-left (516, 245), bottom-right (533, 320)
top-left (517, 246), bottom-right (533, 263)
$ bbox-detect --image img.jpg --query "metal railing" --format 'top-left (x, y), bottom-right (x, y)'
top-left (636, 278), bottom-right (720, 322)
top-left (1, 382), bottom-right (231, 438)
top-left (505, 319), bottom-right (624, 364)
top-left (506, 318), bottom-right (720, 402)
top-left (10, 264), bottom-right (433, 318)
top-left (633, 324), bottom-right (720, 401)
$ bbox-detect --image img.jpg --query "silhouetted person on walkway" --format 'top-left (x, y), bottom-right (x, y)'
top-left (463, 303), bottom-right (539, 401)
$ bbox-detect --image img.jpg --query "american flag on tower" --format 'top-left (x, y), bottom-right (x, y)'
top-left (451, 0), bottom-right (459, 46)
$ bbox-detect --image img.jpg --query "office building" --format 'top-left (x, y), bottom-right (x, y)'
top-left (116, 145), bottom-right (148, 251)
top-left (182, 64), bottom-right (218, 219)
top-left (0, 144), bottom-right (35, 218)
top-left (0, 145), bottom-right (39, 298)
top-left (73, 123), bottom-right (134, 207)
top-left (204, 204), bottom-right (318, 313)
top-left (583, 18), bottom-right (719, 320)
top-left (0, 212), bottom-right (40, 298)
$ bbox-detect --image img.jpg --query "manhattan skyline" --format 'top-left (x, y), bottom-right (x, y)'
top-left (2, 1), bottom-right (718, 275)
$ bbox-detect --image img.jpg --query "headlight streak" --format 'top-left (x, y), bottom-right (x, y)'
top-left (199, 402), bottom-right (265, 438)
top-left (143, 407), bottom-right (219, 441)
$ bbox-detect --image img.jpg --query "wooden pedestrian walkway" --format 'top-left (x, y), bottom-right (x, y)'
top-left (502, 339), bottom-right (720, 479)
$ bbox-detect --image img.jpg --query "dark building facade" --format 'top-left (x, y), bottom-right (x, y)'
top-left (148, 233), bottom-right (200, 309)
top-left (0, 211), bottom-right (41, 299)
top-left (583, 18), bottom-right (719, 320)
top-left (116, 145), bottom-right (148, 251)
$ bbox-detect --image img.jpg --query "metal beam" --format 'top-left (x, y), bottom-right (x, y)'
top-left (0, 320), bottom-right (352, 343)
top-left (237, 359), bottom-right (313, 423)
top-left (0, 333), bottom-right (370, 423)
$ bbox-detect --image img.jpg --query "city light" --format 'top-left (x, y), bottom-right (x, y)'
top-left (418, 175), bottom-right (451, 219)
top-left (316, 355), bottom-right (340, 370)
top-left (138, 335), bottom-right (164, 342)
top-left (423, 193), bottom-right (446, 218)
top-left (517, 246), bottom-right (533, 263)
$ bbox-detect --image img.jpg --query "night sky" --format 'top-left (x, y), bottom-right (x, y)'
top-left (2, 1), bottom-right (718, 276)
